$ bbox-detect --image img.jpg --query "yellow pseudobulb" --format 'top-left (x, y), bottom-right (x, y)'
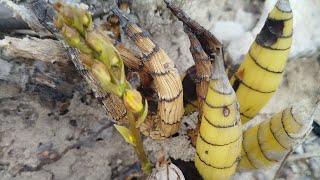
top-left (238, 101), bottom-right (314, 170)
top-left (230, 0), bottom-right (293, 123)
top-left (195, 54), bottom-right (242, 180)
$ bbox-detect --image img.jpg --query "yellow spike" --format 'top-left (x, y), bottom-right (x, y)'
top-left (195, 53), bottom-right (242, 180)
top-left (230, 0), bottom-right (293, 123)
top-left (238, 101), bottom-right (314, 171)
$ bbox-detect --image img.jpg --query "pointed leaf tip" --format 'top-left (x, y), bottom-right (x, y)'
top-left (114, 124), bottom-right (136, 146)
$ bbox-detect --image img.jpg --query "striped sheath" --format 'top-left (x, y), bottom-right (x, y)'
top-left (195, 53), bottom-right (242, 180)
top-left (107, 0), bottom-right (132, 41)
top-left (230, 0), bottom-right (293, 123)
top-left (184, 27), bottom-right (212, 119)
top-left (183, 28), bottom-right (212, 146)
top-left (112, 7), bottom-right (184, 138)
top-left (238, 102), bottom-right (314, 170)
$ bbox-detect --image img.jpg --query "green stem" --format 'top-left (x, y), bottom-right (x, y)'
top-left (127, 111), bottom-right (152, 174)
top-left (55, 3), bottom-right (152, 174)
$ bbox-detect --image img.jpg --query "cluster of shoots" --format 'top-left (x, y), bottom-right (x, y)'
top-left (53, 2), bottom-right (152, 174)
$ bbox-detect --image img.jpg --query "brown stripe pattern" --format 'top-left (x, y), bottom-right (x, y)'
top-left (112, 7), bottom-right (184, 138)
